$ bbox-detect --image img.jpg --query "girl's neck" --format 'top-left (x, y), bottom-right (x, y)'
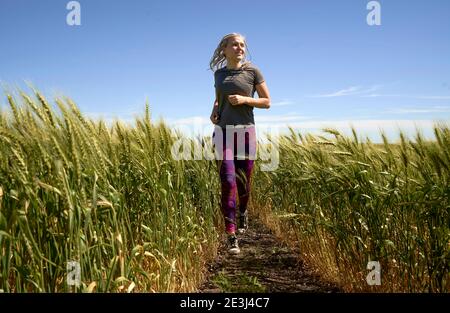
top-left (226, 59), bottom-right (242, 70)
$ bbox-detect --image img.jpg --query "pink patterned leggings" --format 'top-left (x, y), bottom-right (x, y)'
top-left (212, 126), bottom-right (256, 234)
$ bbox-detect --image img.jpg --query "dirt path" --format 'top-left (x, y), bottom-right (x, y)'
top-left (197, 216), bottom-right (341, 293)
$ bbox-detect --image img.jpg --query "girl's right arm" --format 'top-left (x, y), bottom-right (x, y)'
top-left (210, 89), bottom-right (220, 124)
top-left (210, 98), bottom-right (219, 124)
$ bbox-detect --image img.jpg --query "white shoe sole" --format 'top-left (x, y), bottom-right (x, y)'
top-left (229, 248), bottom-right (240, 254)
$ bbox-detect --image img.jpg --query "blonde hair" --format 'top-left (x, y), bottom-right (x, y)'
top-left (209, 33), bottom-right (251, 71)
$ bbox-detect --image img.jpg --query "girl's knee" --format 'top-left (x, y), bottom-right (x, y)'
top-left (221, 174), bottom-right (236, 190)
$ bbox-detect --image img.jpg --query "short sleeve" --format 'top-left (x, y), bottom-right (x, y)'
top-left (253, 66), bottom-right (265, 85)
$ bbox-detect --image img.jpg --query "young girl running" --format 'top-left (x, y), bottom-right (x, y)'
top-left (209, 33), bottom-right (271, 254)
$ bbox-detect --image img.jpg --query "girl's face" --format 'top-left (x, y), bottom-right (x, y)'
top-left (223, 36), bottom-right (246, 62)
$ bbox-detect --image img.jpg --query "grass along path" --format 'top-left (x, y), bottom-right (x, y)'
top-left (197, 209), bottom-right (341, 293)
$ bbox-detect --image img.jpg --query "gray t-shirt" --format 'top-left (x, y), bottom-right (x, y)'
top-left (214, 63), bottom-right (265, 127)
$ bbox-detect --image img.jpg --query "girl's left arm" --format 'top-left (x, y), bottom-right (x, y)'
top-left (247, 82), bottom-right (271, 109)
top-left (228, 82), bottom-right (271, 109)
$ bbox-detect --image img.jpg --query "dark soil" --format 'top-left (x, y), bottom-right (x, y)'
top-left (197, 216), bottom-right (341, 293)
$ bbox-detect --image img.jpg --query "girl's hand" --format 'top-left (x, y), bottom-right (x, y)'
top-left (210, 111), bottom-right (220, 124)
top-left (210, 106), bottom-right (220, 124)
top-left (228, 95), bottom-right (247, 106)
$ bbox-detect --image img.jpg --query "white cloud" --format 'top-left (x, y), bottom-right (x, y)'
top-left (362, 94), bottom-right (402, 98)
top-left (310, 85), bottom-right (380, 98)
top-left (419, 96), bottom-right (450, 100)
top-left (275, 119), bottom-right (440, 131)
top-left (253, 119), bottom-right (447, 142)
top-left (271, 100), bottom-right (295, 107)
top-left (385, 106), bottom-right (450, 114)
top-left (362, 94), bottom-right (450, 100)
top-left (166, 116), bottom-right (210, 126)
top-left (255, 114), bottom-right (310, 123)
top-left (311, 85), bottom-right (450, 100)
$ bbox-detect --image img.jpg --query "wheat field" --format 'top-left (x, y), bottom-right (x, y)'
top-left (253, 126), bottom-right (449, 292)
top-left (0, 89), bottom-right (223, 292)
top-left (0, 90), bottom-right (448, 292)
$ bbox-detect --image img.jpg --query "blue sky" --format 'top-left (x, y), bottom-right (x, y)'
top-left (1, 0), bottom-right (450, 142)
